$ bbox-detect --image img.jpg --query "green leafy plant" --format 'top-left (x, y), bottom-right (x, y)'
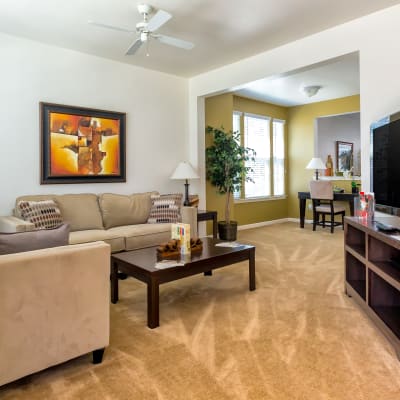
top-left (205, 126), bottom-right (256, 224)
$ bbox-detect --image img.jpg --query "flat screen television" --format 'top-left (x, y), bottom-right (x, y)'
top-left (371, 112), bottom-right (400, 214)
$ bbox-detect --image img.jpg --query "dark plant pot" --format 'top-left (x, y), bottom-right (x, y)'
top-left (218, 221), bottom-right (238, 241)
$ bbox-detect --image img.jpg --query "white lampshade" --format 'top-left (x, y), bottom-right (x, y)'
top-left (170, 161), bottom-right (199, 180)
top-left (306, 158), bottom-right (326, 170)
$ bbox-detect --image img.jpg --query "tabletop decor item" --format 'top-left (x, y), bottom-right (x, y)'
top-left (157, 237), bottom-right (203, 258)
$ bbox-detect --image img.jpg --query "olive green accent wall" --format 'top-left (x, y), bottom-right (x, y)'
top-left (232, 96), bottom-right (288, 224)
top-left (287, 95), bottom-right (360, 220)
top-left (205, 93), bottom-right (361, 227)
top-left (204, 94), bottom-right (234, 233)
top-left (205, 94), bottom-right (288, 227)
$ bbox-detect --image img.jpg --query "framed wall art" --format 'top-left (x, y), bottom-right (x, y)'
top-left (336, 141), bottom-right (353, 172)
top-left (40, 102), bottom-right (126, 184)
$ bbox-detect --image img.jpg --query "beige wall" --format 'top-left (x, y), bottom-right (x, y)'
top-left (0, 33), bottom-right (189, 215)
top-left (288, 95), bottom-right (360, 219)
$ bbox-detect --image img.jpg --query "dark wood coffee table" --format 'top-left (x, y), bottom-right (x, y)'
top-left (110, 237), bottom-right (256, 328)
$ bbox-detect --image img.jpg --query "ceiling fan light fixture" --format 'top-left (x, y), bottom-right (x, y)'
top-left (301, 85), bottom-right (322, 97)
top-left (89, 3), bottom-right (194, 56)
top-left (137, 4), bottom-right (153, 17)
top-left (140, 31), bottom-right (149, 42)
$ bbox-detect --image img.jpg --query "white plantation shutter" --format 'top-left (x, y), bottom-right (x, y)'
top-left (244, 113), bottom-right (271, 198)
top-left (272, 119), bottom-right (285, 196)
top-left (232, 111), bottom-right (286, 200)
top-left (233, 111), bottom-right (242, 199)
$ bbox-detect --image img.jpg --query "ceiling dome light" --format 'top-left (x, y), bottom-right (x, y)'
top-left (301, 85), bottom-right (322, 97)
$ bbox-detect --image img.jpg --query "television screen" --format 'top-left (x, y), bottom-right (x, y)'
top-left (372, 118), bottom-right (400, 209)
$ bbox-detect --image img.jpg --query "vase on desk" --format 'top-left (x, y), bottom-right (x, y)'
top-left (325, 155), bottom-right (333, 176)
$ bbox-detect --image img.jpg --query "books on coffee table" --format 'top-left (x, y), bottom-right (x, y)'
top-left (154, 260), bottom-right (185, 269)
top-left (215, 242), bottom-right (243, 248)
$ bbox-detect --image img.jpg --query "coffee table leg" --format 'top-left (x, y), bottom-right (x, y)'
top-left (111, 261), bottom-right (119, 304)
top-left (204, 271), bottom-right (212, 276)
top-left (249, 247), bottom-right (256, 291)
top-left (147, 277), bottom-right (159, 329)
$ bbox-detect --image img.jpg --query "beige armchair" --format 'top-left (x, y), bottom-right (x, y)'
top-left (0, 241), bottom-right (110, 386)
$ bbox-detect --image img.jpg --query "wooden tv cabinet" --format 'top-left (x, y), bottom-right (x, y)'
top-left (345, 215), bottom-right (400, 359)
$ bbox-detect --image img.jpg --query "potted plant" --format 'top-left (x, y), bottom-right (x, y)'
top-left (205, 126), bottom-right (255, 240)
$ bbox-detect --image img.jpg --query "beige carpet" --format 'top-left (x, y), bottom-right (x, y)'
top-left (2, 222), bottom-right (400, 399)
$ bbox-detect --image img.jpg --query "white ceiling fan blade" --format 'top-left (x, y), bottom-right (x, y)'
top-left (147, 10), bottom-right (172, 32)
top-left (155, 34), bottom-right (194, 50)
top-left (88, 20), bottom-right (135, 33)
top-left (126, 39), bottom-right (143, 55)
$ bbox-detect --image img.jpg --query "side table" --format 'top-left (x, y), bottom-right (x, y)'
top-left (197, 210), bottom-right (218, 239)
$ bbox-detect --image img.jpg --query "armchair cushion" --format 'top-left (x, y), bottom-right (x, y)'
top-left (0, 223), bottom-right (70, 255)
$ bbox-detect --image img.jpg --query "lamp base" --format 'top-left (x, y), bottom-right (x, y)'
top-left (184, 181), bottom-right (190, 206)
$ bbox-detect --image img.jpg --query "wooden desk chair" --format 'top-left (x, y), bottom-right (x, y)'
top-left (309, 180), bottom-right (345, 233)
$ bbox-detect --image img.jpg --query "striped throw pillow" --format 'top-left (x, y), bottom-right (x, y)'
top-left (147, 193), bottom-right (182, 224)
top-left (17, 200), bottom-right (63, 230)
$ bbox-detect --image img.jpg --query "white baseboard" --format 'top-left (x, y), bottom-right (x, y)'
top-left (287, 218), bottom-right (313, 224)
top-left (238, 218), bottom-right (291, 231)
top-left (206, 218), bottom-right (312, 235)
top-left (238, 218), bottom-right (314, 231)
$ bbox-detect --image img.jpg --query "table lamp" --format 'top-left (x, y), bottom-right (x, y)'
top-left (306, 157), bottom-right (326, 180)
top-left (170, 161), bottom-right (199, 205)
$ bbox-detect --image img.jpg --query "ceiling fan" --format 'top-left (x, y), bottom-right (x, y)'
top-left (88, 3), bottom-right (194, 56)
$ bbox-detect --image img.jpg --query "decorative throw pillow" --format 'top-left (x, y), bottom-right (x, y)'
top-left (0, 223), bottom-right (70, 255)
top-left (16, 200), bottom-right (63, 230)
top-left (147, 193), bottom-right (183, 224)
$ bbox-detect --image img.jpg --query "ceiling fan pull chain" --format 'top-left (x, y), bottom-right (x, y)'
top-left (146, 40), bottom-right (150, 57)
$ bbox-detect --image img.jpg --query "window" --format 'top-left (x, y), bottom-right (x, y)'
top-left (272, 119), bottom-right (285, 196)
top-left (233, 111), bottom-right (242, 199)
top-left (233, 112), bottom-right (286, 200)
top-left (244, 113), bottom-right (271, 198)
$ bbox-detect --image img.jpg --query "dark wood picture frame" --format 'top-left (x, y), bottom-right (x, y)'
top-left (40, 102), bottom-right (126, 184)
top-left (336, 140), bottom-right (353, 172)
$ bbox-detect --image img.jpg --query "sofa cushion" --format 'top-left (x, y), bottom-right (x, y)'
top-left (147, 193), bottom-right (183, 224)
top-left (0, 223), bottom-right (70, 255)
top-left (55, 194), bottom-right (104, 232)
top-left (16, 200), bottom-right (63, 230)
top-left (69, 229), bottom-right (125, 253)
top-left (108, 224), bottom-right (171, 251)
top-left (99, 192), bottom-right (155, 229)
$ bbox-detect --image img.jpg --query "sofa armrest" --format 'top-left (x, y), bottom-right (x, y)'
top-left (0, 241), bottom-right (111, 386)
top-left (0, 215), bottom-right (35, 233)
top-left (181, 206), bottom-right (198, 238)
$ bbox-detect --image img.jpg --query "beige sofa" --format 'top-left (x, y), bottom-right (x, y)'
top-left (0, 241), bottom-right (110, 386)
top-left (0, 192), bottom-right (197, 253)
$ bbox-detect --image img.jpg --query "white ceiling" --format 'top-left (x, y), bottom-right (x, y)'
top-left (1, 0), bottom-right (399, 78)
top-left (235, 52), bottom-right (360, 106)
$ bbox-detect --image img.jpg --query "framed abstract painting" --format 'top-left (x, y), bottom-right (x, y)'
top-left (40, 102), bottom-right (126, 184)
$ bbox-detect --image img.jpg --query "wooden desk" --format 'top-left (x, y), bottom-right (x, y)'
top-left (298, 191), bottom-right (358, 228)
top-left (197, 210), bottom-right (218, 238)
